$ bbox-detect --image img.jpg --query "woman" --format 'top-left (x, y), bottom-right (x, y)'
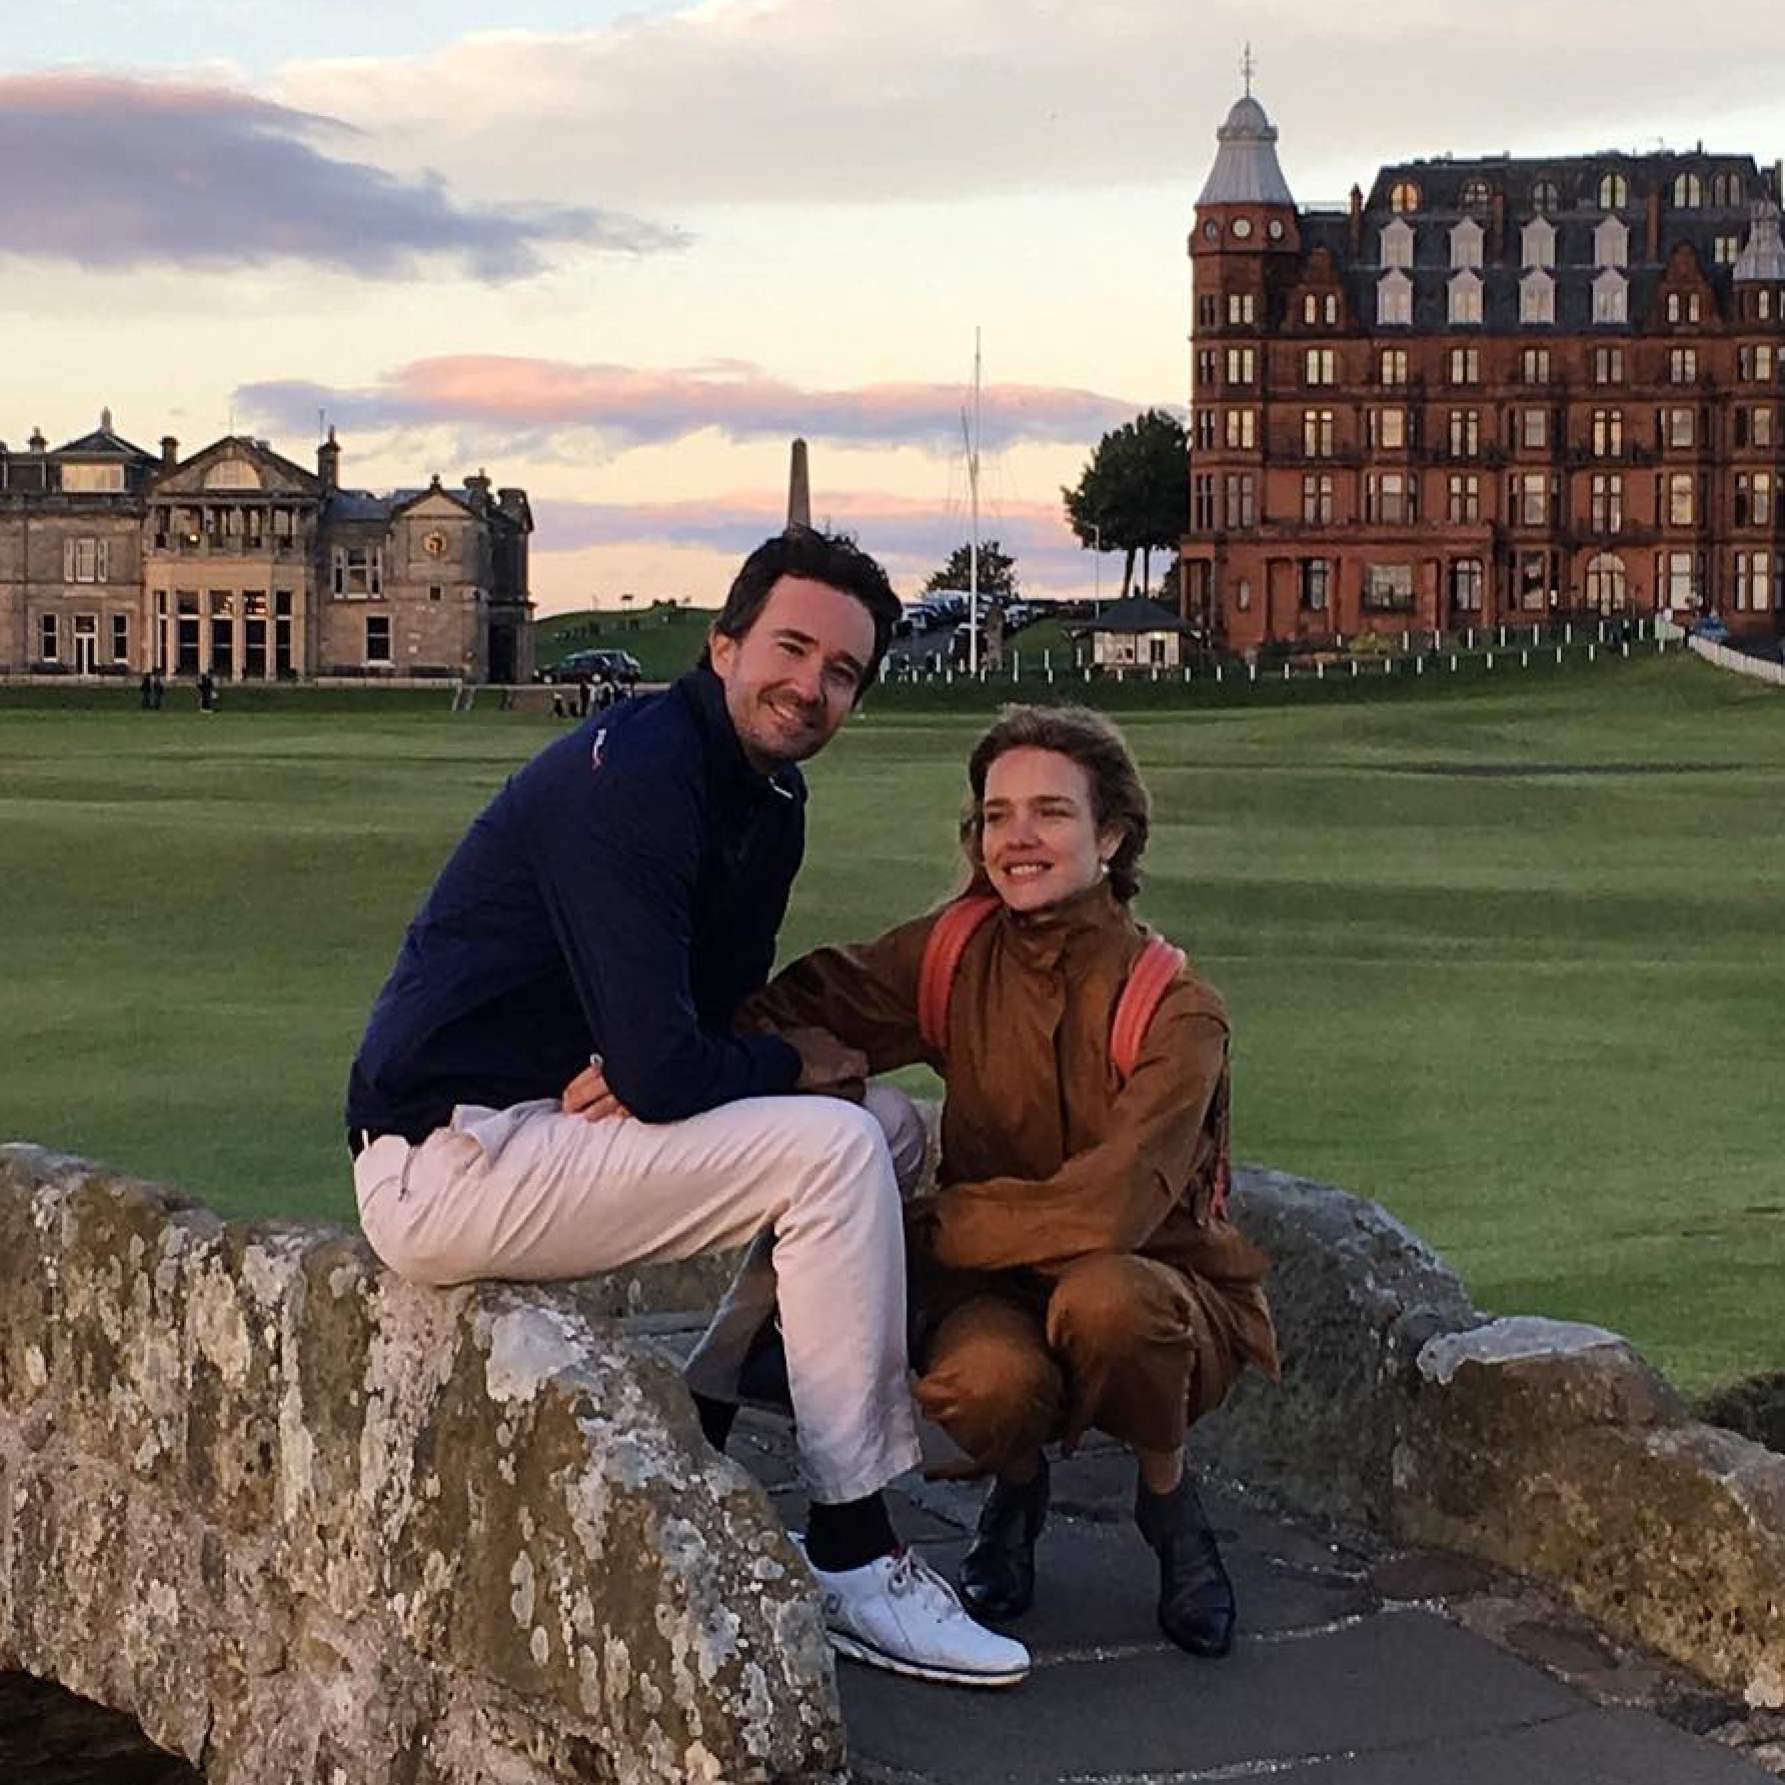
top-left (705, 704), bottom-right (1277, 1656)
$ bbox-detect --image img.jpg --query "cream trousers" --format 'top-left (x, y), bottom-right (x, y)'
top-left (353, 1084), bottom-right (925, 1504)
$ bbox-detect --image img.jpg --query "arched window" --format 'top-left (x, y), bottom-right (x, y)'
top-left (1303, 293), bottom-right (1318, 324)
top-left (1323, 292), bottom-right (1338, 325)
top-left (1461, 178), bottom-right (1492, 212)
top-left (1530, 178), bottom-right (1560, 214)
top-left (1710, 171), bottom-right (1744, 208)
top-left (1667, 291), bottom-right (1682, 322)
top-left (1598, 171), bottom-right (1628, 210)
top-left (1586, 553), bottom-right (1627, 612)
top-left (1673, 172), bottom-right (1703, 208)
top-left (1389, 180), bottom-right (1421, 215)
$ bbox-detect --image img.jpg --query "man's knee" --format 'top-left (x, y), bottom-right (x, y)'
top-left (862, 1081), bottom-right (928, 1194)
top-left (1046, 1254), bottom-right (1191, 1362)
top-left (776, 1096), bottom-right (899, 1212)
top-left (917, 1321), bottom-right (1062, 1454)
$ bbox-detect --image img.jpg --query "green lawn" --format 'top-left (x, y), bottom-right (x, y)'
top-left (2, 655), bottom-right (1780, 1396)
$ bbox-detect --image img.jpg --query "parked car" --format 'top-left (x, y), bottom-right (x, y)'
top-left (542, 648), bottom-right (643, 687)
top-left (1687, 615), bottom-right (1730, 643)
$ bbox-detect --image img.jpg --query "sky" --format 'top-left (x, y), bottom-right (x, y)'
top-left (7, 1), bottom-right (1785, 612)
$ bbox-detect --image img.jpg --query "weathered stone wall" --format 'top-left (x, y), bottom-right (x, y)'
top-left (1201, 1165), bottom-right (1785, 1711)
top-left (0, 1144), bottom-right (843, 1785)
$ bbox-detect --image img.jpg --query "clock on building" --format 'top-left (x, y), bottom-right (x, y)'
top-left (1231, 216), bottom-right (1253, 238)
top-left (423, 530), bottom-right (447, 557)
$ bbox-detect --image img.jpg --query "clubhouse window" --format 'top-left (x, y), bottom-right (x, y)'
top-left (1362, 564), bottom-right (1414, 611)
top-left (38, 613), bottom-right (58, 661)
top-left (1449, 559), bottom-right (1484, 611)
top-left (1299, 559), bottom-right (1330, 611)
top-left (333, 546), bottom-right (384, 598)
top-left (110, 613), bottom-right (129, 662)
top-left (366, 616), bottom-right (392, 665)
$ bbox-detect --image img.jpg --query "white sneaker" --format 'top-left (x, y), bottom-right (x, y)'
top-left (797, 1541), bottom-right (1031, 1688)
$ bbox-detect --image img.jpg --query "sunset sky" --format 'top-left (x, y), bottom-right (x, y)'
top-left (7, 1), bottom-right (1784, 611)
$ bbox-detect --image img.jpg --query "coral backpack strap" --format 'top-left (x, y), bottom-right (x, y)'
top-left (1108, 936), bottom-right (1185, 1079)
top-left (916, 895), bottom-right (1000, 1055)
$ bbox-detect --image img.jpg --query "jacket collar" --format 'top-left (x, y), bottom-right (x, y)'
top-left (997, 877), bottom-right (1136, 971)
top-left (678, 663), bottom-right (805, 804)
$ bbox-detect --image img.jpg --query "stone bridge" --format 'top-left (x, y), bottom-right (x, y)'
top-left (1, 1140), bottom-right (1781, 1782)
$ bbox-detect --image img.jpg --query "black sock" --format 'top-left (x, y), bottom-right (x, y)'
top-left (692, 1391), bottom-right (738, 1451)
top-left (805, 1492), bottom-right (898, 1572)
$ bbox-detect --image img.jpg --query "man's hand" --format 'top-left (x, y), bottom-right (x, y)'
top-left (561, 1054), bottom-right (633, 1123)
top-left (784, 1026), bottom-right (868, 1099)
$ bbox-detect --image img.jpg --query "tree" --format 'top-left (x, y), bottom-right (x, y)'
top-left (922, 538), bottom-right (1019, 599)
top-left (1062, 409), bottom-right (1189, 597)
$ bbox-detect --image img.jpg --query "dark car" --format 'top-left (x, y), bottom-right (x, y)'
top-left (543, 648), bottom-right (643, 687)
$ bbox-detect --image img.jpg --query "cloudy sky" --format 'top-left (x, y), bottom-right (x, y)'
top-left (7, 1), bottom-right (1785, 610)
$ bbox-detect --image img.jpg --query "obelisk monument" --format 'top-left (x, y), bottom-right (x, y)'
top-left (786, 437), bottom-right (811, 530)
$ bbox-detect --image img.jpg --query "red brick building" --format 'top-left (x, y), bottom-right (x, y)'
top-left (1180, 92), bottom-right (1785, 653)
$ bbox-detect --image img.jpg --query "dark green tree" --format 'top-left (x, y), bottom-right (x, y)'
top-left (1062, 409), bottom-right (1189, 596)
top-left (922, 538), bottom-right (1019, 598)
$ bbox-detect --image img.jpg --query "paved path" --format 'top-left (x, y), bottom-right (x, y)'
top-left (636, 1308), bottom-right (1784, 1785)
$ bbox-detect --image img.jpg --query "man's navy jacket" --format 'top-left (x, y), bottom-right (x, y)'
top-left (346, 666), bottom-right (804, 1138)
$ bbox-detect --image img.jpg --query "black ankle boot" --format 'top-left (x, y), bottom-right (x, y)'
top-left (959, 1457), bottom-right (1049, 1622)
top-left (1135, 1473), bottom-right (1235, 1658)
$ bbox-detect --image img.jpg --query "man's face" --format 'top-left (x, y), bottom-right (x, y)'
top-left (709, 575), bottom-right (876, 770)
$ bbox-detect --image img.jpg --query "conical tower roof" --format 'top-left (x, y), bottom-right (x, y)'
top-left (1197, 93), bottom-right (1295, 208)
top-left (1733, 198), bottom-right (1785, 282)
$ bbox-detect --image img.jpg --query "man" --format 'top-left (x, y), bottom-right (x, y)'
top-left (346, 528), bottom-right (1028, 1689)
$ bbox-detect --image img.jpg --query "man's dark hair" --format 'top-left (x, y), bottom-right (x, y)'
top-left (708, 527), bottom-right (902, 693)
top-left (960, 704), bottom-right (1152, 903)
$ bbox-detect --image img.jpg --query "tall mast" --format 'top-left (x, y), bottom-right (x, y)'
top-left (969, 327), bottom-right (981, 675)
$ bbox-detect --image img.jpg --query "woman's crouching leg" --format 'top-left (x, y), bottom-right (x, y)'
top-left (1044, 1254), bottom-right (1200, 1456)
top-left (915, 1295), bottom-right (1063, 1477)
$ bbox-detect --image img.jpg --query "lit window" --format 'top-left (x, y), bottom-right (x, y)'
top-left (1380, 348), bottom-right (1408, 386)
top-left (60, 462), bottom-right (125, 493)
top-left (1227, 292), bottom-right (1255, 325)
top-left (1324, 293), bottom-right (1338, 324)
top-left (1520, 269), bottom-right (1555, 324)
top-left (1591, 474), bottom-right (1624, 533)
top-left (1379, 217), bottom-right (1414, 269)
top-left (1672, 172), bottom-right (1703, 208)
top-left (1448, 346), bottom-right (1479, 384)
top-left (1225, 409), bottom-right (1256, 449)
top-left (1593, 268), bottom-right (1628, 324)
top-left (1670, 349), bottom-right (1698, 385)
top-left (1594, 347), bottom-right (1625, 384)
top-left (1448, 410), bottom-right (1480, 457)
top-left (1302, 410), bottom-right (1335, 457)
top-left (1739, 344), bottom-right (1777, 382)
top-left (1235, 578), bottom-right (1252, 610)
top-left (1714, 235), bottom-right (1740, 266)
top-left (1375, 408), bottom-right (1406, 449)
top-left (1711, 171), bottom-right (1744, 208)
top-left (1586, 553), bottom-right (1627, 610)
top-left (1521, 348), bottom-right (1552, 383)
top-left (1522, 408), bottom-right (1549, 449)
top-left (1377, 269), bottom-right (1412, 327)
top-left (1304, 347), bottom-right (1337, 386)
top-left (1448, 269), bottom-right (1483, 324)
top-left (1449, 218), bottom-right (1484, 269)
top-left (1389, 180), bottom-right (1421, 214)
top-left (1595, 216), bottom-right (1629, 268)
top-left (1447, 474), bottom-right (1481, 522)
top-left (1302, 293), bottom-right (1318, 325)
top-left (1754, 407), bottom-right (1776, 447)
top-left (1593, 409), bottom-right (1624, 457)
top-left (1667, 406), bottom-right (1695, 447)
top-left (1598, 171), bottom-right (1628, 210)
top-left (1225, 347), bottom-right (1256, 384)
top-left (1668, 473), bottom-right (1695, 526)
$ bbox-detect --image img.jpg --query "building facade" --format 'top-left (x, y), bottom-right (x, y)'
top-left (1181, 94), bottom-right (1785, 652)
top-left (0, 421), bottom-right (533, 682)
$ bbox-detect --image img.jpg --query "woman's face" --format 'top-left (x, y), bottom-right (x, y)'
top-left (979, 746), bottom-right (1119, 915)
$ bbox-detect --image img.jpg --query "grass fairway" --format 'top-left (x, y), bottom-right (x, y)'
top-left (3, 655), bottom-right (1781, 1396)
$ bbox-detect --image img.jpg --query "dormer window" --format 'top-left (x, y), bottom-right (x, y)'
top-left (1595, 214), bottom-right (1629, 268)
top-left (1461, 178), bottom-right (1492, 212)
top-left (59, 463), bottom-right (125, 493)
top-left (1389, 180), bottom-right (1421, 215)
top-left (1672, 172), bottom-right (1703, 209)
top-left (1449, 217), bottom-right (1484, 269)
top-left (1710, 171), bottom-right (1744, 208)
top-left (1379, 216), bottom-right (1414, 269)
top-left (1530, 178), bottom-right (1560, 214)
top-left (1520, 269), bottom-right (1555, 325)
top-left (1377, 268), bottom-right (1413, 326)
top-left (1593, 268), bottom-right (1629, 324)
top-left (1521, 216), bottom-right (1556, 269)
top-left (1598, 171), bottom-right (1629, 210)
top-left (1448, 269), bottom-right (1483, 325)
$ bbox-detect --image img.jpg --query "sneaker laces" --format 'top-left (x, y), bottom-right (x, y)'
top-left (884, 1548), bottom-right (967, 1620)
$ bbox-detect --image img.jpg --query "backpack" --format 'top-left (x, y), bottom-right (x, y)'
top-left (915, 894), bottom-right (1232, 1220)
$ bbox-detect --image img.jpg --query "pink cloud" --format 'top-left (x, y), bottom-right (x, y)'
top-left (239, 356), bottom-right (1146, 453)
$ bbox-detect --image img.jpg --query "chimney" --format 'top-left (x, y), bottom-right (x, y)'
top-left (1646, 187), bottom-right (1662, 262)
top-left (317, 424), bottom-right (340, 491)
top-left (496, 486), bottom-right (526, 516)
top-left (28, 428), bottom-right (46, 453)
top-left (463, 468), bottom-right (492, 513)
top-left (1348, 184), bottom-right (1364, 257)
top-left (786, 438), bottom-right (811, 530)
top-left (161, 435), bottom-right (179, 470)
